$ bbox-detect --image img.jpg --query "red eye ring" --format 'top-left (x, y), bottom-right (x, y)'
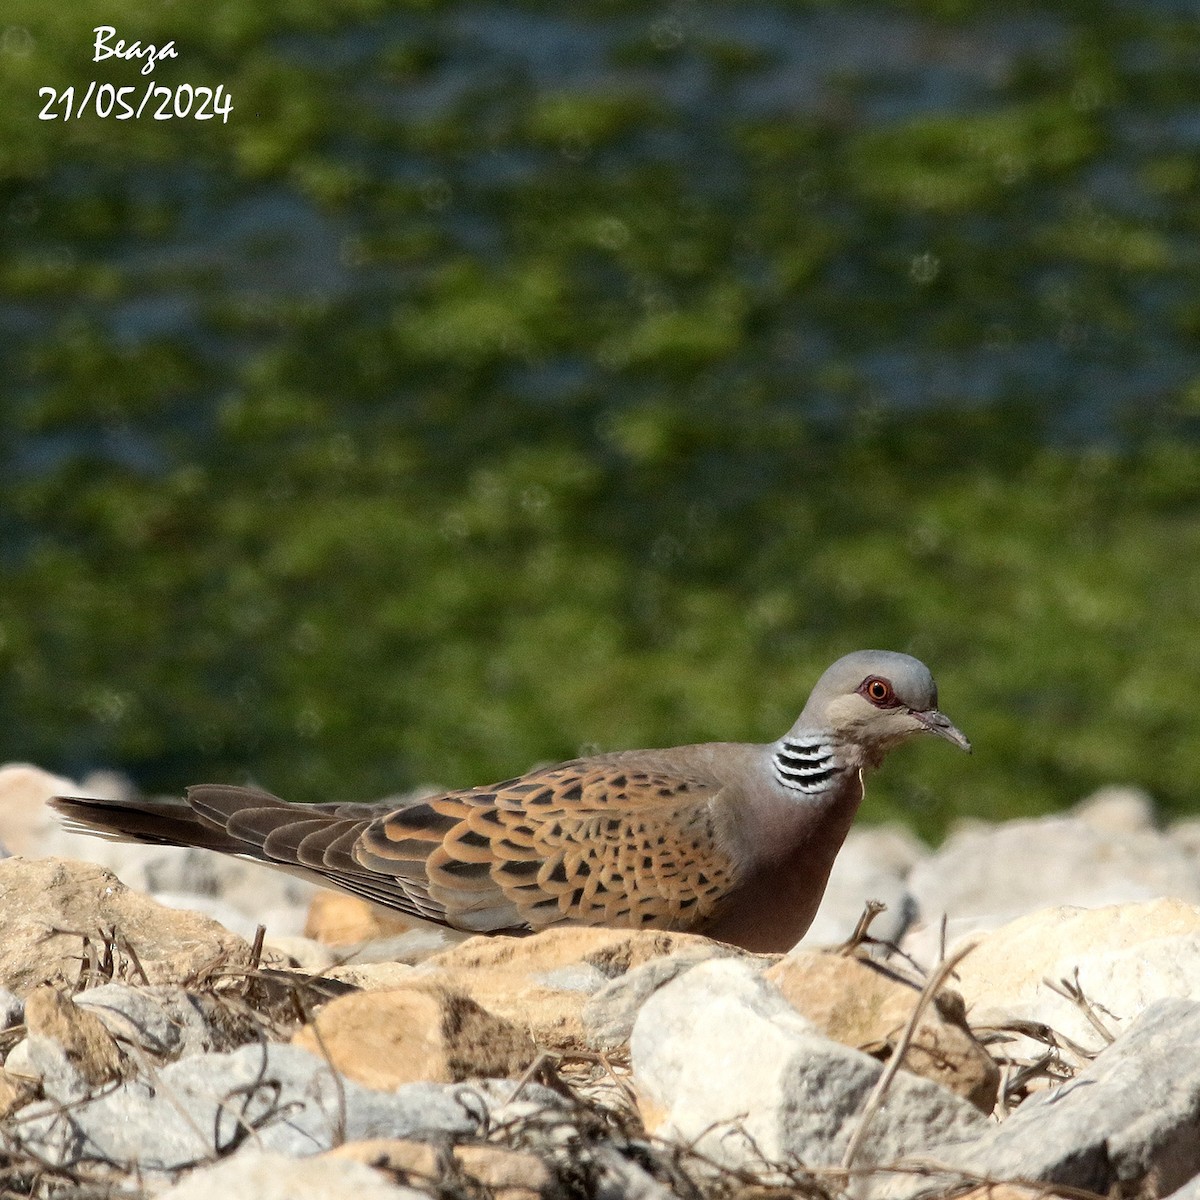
top-left (860, 676), bottom-right (897, 707)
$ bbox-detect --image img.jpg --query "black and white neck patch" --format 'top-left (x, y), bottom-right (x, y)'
top-left (772, 736), bottom-right (843, 794)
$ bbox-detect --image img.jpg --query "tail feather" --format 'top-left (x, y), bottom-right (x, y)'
top-left (49, 785), bottom-right (454, 929)
top-left (49, 793), bottom-right (248, 855)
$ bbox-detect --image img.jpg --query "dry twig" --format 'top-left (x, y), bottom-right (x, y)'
top-left (841, 941), bottom-right (977, 1170)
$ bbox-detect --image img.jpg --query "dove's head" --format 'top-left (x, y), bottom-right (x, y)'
top-left (792, 649), bottom-right (971, 767)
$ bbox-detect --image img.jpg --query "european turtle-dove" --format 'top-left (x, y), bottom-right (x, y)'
top-left (52, 650), bottom-right (969, 952)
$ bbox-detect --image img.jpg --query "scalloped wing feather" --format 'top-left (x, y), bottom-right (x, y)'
top-left (101, 762), bottom-right (746, 936)
top-left (355, 758), bottom-right (740, 933)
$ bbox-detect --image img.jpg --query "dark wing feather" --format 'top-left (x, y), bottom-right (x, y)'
top-left (51, 793), bottom-right (247, 854)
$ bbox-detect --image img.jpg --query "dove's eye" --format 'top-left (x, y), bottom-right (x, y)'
top-left (861, 677), bottom-right (897, 707)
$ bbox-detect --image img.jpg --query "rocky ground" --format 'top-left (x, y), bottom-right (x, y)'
top-left (2, 764), bottom-right (1200, 1199)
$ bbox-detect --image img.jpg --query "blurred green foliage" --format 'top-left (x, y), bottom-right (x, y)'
top-left (1, 0), bottom-right (1199, 839)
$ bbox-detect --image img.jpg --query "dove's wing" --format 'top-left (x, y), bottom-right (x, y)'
top-left (56, 755), bottom-right (745, 935)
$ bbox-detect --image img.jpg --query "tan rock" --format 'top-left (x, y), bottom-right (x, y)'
top-left (953, 1188), bottom-right (1046, 1200)
top-left (327, 1139), bottom-right (556, 1200)
top-left (23, 985), bottom-right (123, 1086)
top-left (766, 951), bottom-right (999, 1111)
top-left (406, 926), bottom-right (735, 1051)
top-left (0, 857), bottom-right (252, 995)
top-left (452, 1145), bottom-right (555, 1199)
top-left (292, 984), bottom-right (533, 1088)
top-left (950, 898), bottom-right (1200, 1053)
top-left (304, 891), bottom-right (415, 944)
top-left (327, 1137), bottom-right (442, 1176)
top-left (425, 924), bottom-right (730, 977)
top-left (159, 1150), bottom-right (410, 1199)
top-left (327, 961), bottom-right (415, 991)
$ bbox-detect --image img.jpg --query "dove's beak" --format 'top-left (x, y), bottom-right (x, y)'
top-left (913, 709), bottom-right (972, 753)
